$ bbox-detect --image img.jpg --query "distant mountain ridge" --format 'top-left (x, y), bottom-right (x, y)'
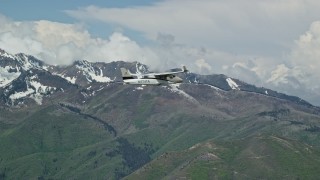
top-left (1, 48), bottom-right (320, 179)
top-left (0, 49), bottom-right (149, 106)
top-left (0, 48), bottom-right (315, 108)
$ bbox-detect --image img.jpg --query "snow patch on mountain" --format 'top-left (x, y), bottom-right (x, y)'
top-left (204, 84), bottom-right (223, 91)
top-left (0, 66), bottom-right (21, 87)
top-left (9, 88), bottom-right (34, 101)
top-left (135, 86), bottom-right (144, 91)
top-left (29, 79), bottom-right (56, 94)
top-left (53, 73), bottom-right (77, 84)
top-left (63, 76), bottom-right (76, 84)
top-left (168, 84), bottom-right (199, 104)
top-left (8, 75), bottom-right (56, 105)
top-left (226, 78), bottom-right (240, 90)
top-left (193, 77), bottom-right (200, 83)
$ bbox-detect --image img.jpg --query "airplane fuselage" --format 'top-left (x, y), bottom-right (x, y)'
top-left (123, 77), bottom-right (182, 85)
top-left (120, 66), bottom-right (186, 85)
top-left (123, 78), bottom-right (163, 85)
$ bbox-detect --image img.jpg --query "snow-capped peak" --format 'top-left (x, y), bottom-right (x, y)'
top-left (75, 60), bottom-right (112, 83)
top-left (0, 49), bottom-right (15, 60)
top-left (1, 49), bottom-right (49, 72)
top-left (15, 53), bottom-right (47, 71)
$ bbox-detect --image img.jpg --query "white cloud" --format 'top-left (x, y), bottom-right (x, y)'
top-left (267, 64), bottom-right (290, 85)
top-left (254, 21), bottom-right (320, 105)
top-left (195, 59), bottom-right (212, 74)
top-left (291, 21), bottom-right (320, 73)
top-left (66, 0), bottom-right (320, 55)
top-left (0, 15), bottom-right (157, 65)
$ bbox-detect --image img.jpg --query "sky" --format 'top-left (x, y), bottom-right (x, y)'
top-left (0, 0), bottom-right (320, 105)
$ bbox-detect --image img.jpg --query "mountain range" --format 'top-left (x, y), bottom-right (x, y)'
top-left (0, 48), bottom-right (320, 179)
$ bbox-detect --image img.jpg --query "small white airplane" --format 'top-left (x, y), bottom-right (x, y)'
top-left (121, 66), bottom-right (188, 85)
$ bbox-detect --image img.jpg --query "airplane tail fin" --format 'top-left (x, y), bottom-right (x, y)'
top-left (182, 65), bottom-right (188, 72)
top-left (120, 68), bottom-right (134, 80)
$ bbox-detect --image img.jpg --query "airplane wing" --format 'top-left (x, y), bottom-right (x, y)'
top-left (150, 66), bottom-right (188, 76)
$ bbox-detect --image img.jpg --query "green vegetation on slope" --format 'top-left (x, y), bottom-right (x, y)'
top-left (0, 105), bottom-right (124, 179)
top-left (126, 136), bottom-right (320, 179)
top-left (1, 85), bottom-right (320, 179)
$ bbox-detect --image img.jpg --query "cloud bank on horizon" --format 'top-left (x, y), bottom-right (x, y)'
top-left (0, 0), bottom-right (320, 105)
